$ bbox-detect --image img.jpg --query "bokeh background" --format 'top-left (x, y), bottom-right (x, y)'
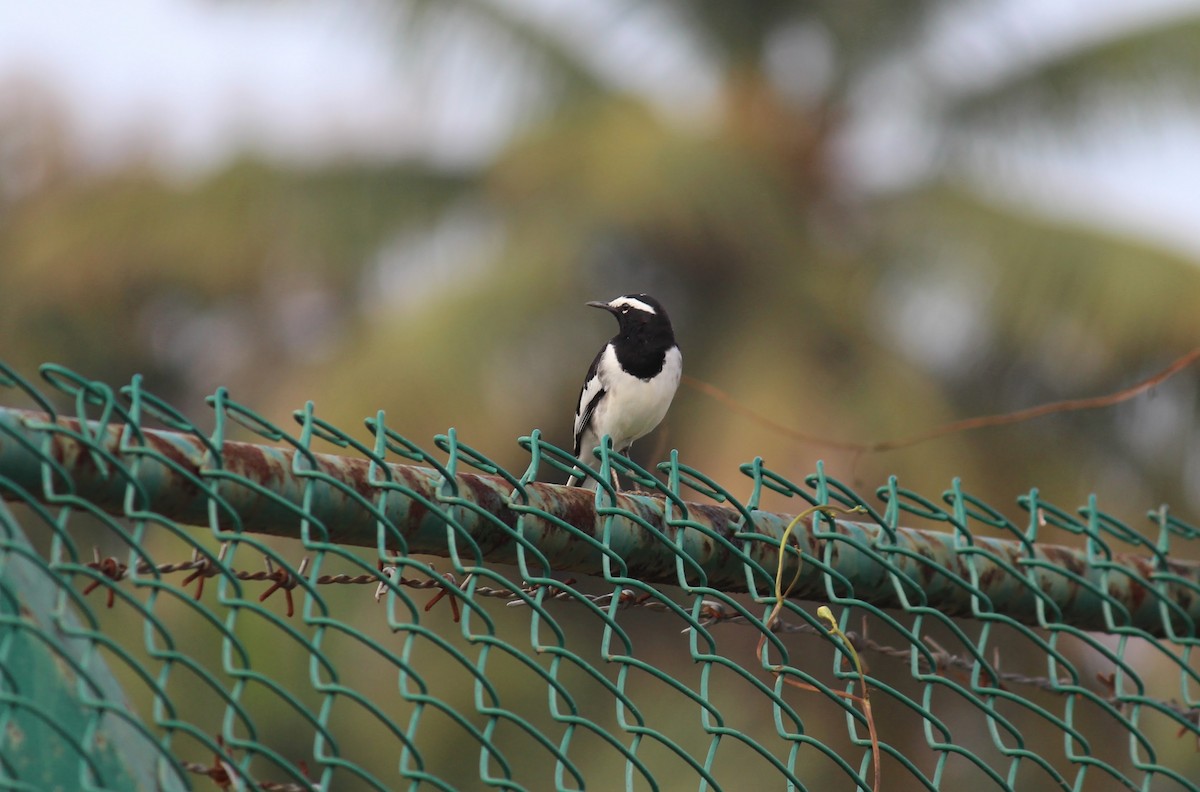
top-left (3, 1), bottom-right (1200, 789)
top-left (4, 0), bottom-right (1200, 518)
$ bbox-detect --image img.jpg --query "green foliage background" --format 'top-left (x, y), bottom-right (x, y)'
top-left (3, 3), bottom-right (1200, 789)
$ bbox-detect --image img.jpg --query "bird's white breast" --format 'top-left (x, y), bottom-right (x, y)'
top-left (590, 345), bottom-right (681, 450)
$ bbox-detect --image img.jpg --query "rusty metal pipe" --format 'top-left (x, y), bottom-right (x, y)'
top-left (1, 407), bottom-right (1196, 637)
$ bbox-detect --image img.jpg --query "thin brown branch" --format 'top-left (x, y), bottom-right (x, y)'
top-left (683, 346), bottom-right (1200, 455)
top-left (870, 346), bottom-right (1200, 452)
top-left (680, 374), bottom-right (865, 450)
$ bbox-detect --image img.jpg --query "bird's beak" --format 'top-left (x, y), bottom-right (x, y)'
top-left (586, 300), bottom-right (615, 313)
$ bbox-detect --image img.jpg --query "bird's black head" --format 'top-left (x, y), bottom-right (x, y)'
top-left (587, 293), bottom-right (676, 349)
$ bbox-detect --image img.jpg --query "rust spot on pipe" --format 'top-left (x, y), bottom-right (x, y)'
top-left (339, 456), bottom-right (376, 501)
top-left (223, 442), bottom-right (288, 490)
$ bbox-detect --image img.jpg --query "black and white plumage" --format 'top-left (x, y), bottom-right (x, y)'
top-left (566, 294), bottom-right (682, 488)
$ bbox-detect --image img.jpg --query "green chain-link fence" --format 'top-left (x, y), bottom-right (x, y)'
top-left (0, 360), bottom-right (1197, 791)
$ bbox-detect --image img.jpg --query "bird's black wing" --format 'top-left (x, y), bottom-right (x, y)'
top-left (572, 346), bottom-right (607, 456)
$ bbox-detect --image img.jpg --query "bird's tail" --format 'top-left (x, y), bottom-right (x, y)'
top-left (565, 468), bottom-right (600, 489)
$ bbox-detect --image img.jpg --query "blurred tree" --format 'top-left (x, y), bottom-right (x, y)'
top-left (2, 2), bottom-right (1199, 520)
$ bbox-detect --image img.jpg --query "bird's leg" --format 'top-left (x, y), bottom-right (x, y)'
top-left (621, 444), bottom-right (653, 494)
top-left (610, 445), bottom-right (633, 492)
top-left (606, 444), bottom-right (625, 491)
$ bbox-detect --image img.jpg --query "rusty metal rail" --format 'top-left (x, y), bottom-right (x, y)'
top-left (2, 406), bottom-right (1196, 637)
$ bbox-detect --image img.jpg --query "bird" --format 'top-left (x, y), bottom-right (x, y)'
top-left (566, 293), bottom-right (682, 489)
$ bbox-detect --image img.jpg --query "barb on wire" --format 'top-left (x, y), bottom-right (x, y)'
top-left (180, 543), bottom-right (229, 601)
top-left (422, 571), bottom-right (470, 622)
top-left (178, 735), bottom-right (318, 792)
top-left (258, 555), bottom-right (306, 618)
top-left (82, 547), bottom-right (127, 608)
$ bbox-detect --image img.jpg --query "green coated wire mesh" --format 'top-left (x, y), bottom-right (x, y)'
top-left (1, 359), bottom-right (1198, 792)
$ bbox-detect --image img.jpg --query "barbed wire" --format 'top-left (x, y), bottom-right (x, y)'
top-left (79, 547), bottom-right (1200, 730)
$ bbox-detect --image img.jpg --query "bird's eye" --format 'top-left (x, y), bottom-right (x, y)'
top-left (621, 307), bottom-right (629, 313)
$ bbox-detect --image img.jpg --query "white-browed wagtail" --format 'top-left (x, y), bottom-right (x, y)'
top-left (566, 294), bottom-right (681, 489)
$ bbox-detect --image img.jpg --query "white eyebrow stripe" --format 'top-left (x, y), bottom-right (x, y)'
top-left (609, 297), bottom-right (656, 314)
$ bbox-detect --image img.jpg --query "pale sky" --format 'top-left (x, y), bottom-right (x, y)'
top-left (2, 0), bottom-right (1199, 259)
